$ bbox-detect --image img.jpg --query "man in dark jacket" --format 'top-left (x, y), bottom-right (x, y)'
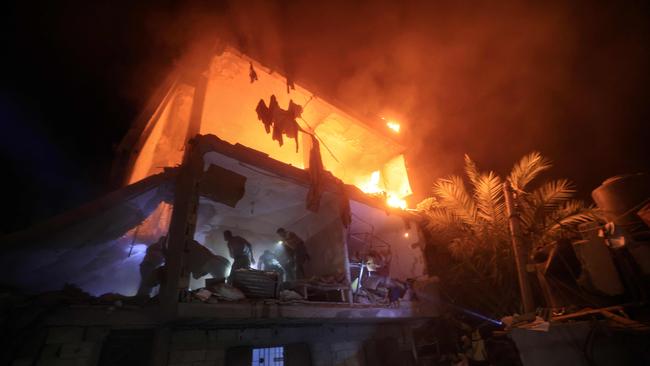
top-left (136, 236), bottom-right (230, 298)
top-left (276, 228), bottom-right (310, 280)
top-left (257, 249), bottom-right (285, 281)
top-left (224, 230), bottom-right (255, 271)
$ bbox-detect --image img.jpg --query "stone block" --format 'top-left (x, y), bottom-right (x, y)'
top-left (332, 341), bottom-right (358, 353)
top-left (172, 330), bottom-right (207, 344)
top-left (344, 358), bottom-right (361, 366)
top-left (254, 328), bottom-right (273, 340)
top-left (207, 330), bottom-right (218, 343)
top-left (336, 349), bottom-right (355, 360)
top-left (169, 350), bottom-right (206, 364)
top-left (11, 359), bottom-right (34, 366)
top-left (205, 348), bottom-right (224, 361)
top-left (36, 358), bottom-right (91, 366)
top-left (172, 330), bottom-right (207, 350)
top-left (84, 327), bottom-right (110, 342)
top-left (217, 329), bottom-right (239, 342)
top-left (46, 327), bottom-right (84, 344)
top-left (40, 344), bottom-right (61, 359)
top-left (238, 328), bottom-right (254, 342)
top-left (59, 342), bottom-right (96, 359)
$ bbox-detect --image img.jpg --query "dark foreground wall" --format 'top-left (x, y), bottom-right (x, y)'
top-left (6, 321), bottom-right (418, 366)
top-left (511, 321), bottom-right (650, 366)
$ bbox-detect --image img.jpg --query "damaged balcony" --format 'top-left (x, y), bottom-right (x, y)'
top-left (0, 135), bottom-right (438, 322)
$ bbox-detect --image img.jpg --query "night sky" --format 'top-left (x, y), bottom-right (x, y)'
top-left (2, 0), bottom-right (649, 234)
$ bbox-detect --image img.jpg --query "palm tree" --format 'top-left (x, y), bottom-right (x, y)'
top-left (418, 152), bottom-right (597, 316)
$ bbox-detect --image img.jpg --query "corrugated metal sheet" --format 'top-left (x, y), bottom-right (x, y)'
top-left (230, 269), bottom-right (279, 298)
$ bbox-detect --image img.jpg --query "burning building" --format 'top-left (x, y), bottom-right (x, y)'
top-left (0, 44), bottom-right (438, 366)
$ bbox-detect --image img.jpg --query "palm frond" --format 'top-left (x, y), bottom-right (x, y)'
top-left (532, 179), bottom-right (575, 211)
top-left (473, 171), bottom-right (505, 224)
top-left (424, 207), bottom-right (463, 231)
top-left (416, 197), bottom-right (439, 211)
top-left (520, 179), bottom-right (575, 230)
top-left (433, 176), bottom-right (478, 225)
top-left (464, 154), bottom-right (481, 186)
top-left (509, 151), bottom-right (552, 191)
top-left (544, 200), bottom-right (597, 240)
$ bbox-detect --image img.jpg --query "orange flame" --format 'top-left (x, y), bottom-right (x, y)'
top-left (381, 116), bottom-right (401, 133)
top-left (357, 170), bottom-right (408, 209)
top-left (386, 121), bottom-right (400, 133)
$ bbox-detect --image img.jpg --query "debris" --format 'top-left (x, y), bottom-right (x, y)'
top-left (229, 268), bottom-right (279, 298)
top-left (210, 283), bottom-right (245, 301)
top-left (411, 275), bottom-right (441, 304)
top-left (279, 289), bottom-right (303, 301)
top-left (193, 289), bottom-right (213, 302)
top-left (522, 317), bottom-right (550, 332)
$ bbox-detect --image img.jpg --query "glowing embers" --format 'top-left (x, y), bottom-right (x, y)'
top-left (381, 117), bottom-right (401, 133)
top-left (357, 170), bottom-right (408, 209)
top-left (386, 121), bottom-right (400, 133)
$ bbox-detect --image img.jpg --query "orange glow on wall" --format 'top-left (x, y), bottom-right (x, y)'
top-left (125, 48), bottom-right (413, 208)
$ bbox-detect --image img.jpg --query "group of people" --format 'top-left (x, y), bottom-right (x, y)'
top-left (137, 227), bottom-right (309, 297)
top-left (224, 227), bottom-right (310, 282)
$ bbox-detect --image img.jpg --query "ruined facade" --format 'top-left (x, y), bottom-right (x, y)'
top-left (1, 45), bottom-right (438, 366)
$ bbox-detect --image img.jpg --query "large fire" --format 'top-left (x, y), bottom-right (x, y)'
top-left (357, 170), bottom-right (408, 209)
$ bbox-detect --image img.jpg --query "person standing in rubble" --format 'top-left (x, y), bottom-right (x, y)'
top-left (224, 230), bottom-right (255, 271)
top-left (136, 236), bottom-right (230, 298)
top-left (257, 249), bottom-right (285, 281)
top-left (276, 228), bottom-right (310, 280)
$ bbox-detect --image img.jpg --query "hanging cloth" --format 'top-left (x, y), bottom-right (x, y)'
top-left (249, 62), bottom-right (258, 83)
top-left (254, 95), bottom-right (303, 152)
top-left (306, 135), bottom-right (324, 212)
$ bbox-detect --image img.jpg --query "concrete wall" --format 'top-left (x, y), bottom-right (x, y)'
top-left (167, 323), bottom-right (413, 366)
top-left (12, 326), bottom-right (109, 366)
top-left (11, 323), bottom-right (415, 366)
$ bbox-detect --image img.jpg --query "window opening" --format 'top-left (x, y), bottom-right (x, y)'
top-left (252, 346), bottom-right (284, 366)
